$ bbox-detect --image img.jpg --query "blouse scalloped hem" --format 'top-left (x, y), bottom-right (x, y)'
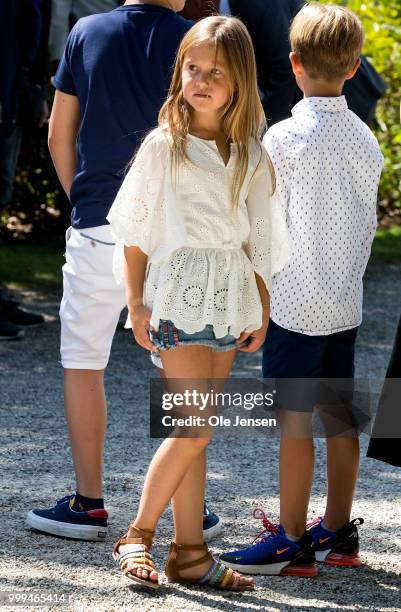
top-left (145, 246), bottom-right (264, 338)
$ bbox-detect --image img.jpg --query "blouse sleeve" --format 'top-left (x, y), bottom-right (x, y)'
top-left (244, 146), bottom-right (290, 293)
top-left (106, 131), bottom-right (167, 283)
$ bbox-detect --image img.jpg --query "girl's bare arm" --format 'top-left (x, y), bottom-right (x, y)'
top-left (237, 272), bottom-right (270, 352)
top-left (124, 246), bottom-right (156, 352)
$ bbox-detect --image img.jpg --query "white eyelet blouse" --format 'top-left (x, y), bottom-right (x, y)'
top-left (107, 128), bottom-right (290, 338)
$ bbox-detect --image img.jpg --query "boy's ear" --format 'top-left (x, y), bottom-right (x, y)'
top-left (289, 51), bottom-right (303, 77)
top-left (345, 57), bottom-right (362, 81)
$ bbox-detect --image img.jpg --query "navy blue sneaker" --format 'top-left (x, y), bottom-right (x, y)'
top-left (220, 509), bottom-right (317, 577)
top-left (26, 495), bottom-right (108, 541)
top-left (202, 502), bottom-right (222, 542)
top-left (308, 516), bottom-right (363, 567)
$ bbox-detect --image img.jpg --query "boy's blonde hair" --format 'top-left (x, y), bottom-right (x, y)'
top-left (159, 16), bottom-right (272, 207)
top-left (289, 3), bottom-right (364, 80)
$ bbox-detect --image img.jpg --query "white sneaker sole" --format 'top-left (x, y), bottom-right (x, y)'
top-left (0, 330), bottom-right (25, 341)
top-left (202, 517), bottom-right (223, 542)
top-left (221, 559), bottom-right (290, 576)
top-left (26, 511), bottom-right (108, 541)
top-left (315, 549), bottom-right (330, 562)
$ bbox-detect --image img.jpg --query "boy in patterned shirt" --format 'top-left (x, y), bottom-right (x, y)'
top-left (221, 3), bottom-right (384, 576)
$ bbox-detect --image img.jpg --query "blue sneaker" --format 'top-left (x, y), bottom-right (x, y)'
top-left (220, 509), bottom-right (317, 577)
top-left (26, 495), bottom-right (108, 541)
top-left (202, 502), bottom-right (222, 542)
top-left (308, 516), bottom-right (363, 567)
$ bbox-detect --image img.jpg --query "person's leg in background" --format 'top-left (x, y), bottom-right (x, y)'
top-left (220, 321), bottom-right (319, 577)
top-left (0, 126), bottom-right (23, 208)
top-left (26, 226), bottom-right (126, 540)
top-left (321, 328), bottom-right (360, 532)
top-left (48, 0), bottom-right (73, 72)
top-left (0, 126), bottom-right (45, 339)
top-left (308, 327), bottom-right (363, 568)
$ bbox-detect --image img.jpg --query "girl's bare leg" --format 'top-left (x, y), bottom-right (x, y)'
top-left (122, 346), bottom-right (213, 582)
top-left (167, 349), bottom-right (252, 586)
top-left (170, 348), bottom-right (237, 545)
top-left (122, 345), bottom-right (252, 587)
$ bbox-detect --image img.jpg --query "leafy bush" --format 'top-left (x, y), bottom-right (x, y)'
top-left (2, 0), bottom-right (400, 241)
top-left (0, 127), bottom-right (70, 242)
top-left (321, 0), bottom-right (401, 224)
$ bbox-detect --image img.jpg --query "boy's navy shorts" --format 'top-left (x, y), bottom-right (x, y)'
top-left (262, 319), bottom-right (358, 379)
top-left (262, 320), bottom-right (359, 416)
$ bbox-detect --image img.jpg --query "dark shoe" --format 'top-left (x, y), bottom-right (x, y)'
top-left (220, 509), bottom-right (317, 577)
top-left (26, 494), bottom-right (108, 541)
top-left (203, 502), bottom-right (222, 542)
top-left (0, 302), bottom-right (44, 326)
top-left (308, 516), bottom-right (363, 567)
top-left (0, 317), bottom-right (24, 340)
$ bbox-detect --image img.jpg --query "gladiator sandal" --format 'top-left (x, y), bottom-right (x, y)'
top-left (112, 525), bottom-right (158, 589)
top-left (165, 542), bottom-right (254, 591)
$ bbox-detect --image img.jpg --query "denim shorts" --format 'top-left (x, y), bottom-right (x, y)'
top-left (150, 320), bottom-right (248, 354)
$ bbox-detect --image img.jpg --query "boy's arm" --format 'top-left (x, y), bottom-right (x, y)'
top-left (48, 90), bottom-right (81, 198)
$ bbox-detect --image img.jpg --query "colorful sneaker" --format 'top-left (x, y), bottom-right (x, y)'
top-left (308, 516), bottom-right (364, 567)
top-left (26, 495), bottom-right (108, 541)
top-left (203, 502), bottom-right (222, 542)
top-left (220, 509), bottom-right (317, 577)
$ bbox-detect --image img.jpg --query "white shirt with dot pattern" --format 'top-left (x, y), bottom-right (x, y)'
top-left (263, 96), bottom-right (384, 335)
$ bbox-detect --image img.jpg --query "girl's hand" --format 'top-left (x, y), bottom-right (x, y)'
top-left (130, 304), bottom-right (157, 352)
top-left (236, 308), bottom-right (270, 353)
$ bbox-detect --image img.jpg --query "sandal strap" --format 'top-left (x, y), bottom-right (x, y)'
top-left (113, 525), bottom-right (155, 555)
top-left (220, 566), bottom-right (234, 588)
top-left (176, 551), bottom-right (212, 571)
top-left (118, 549), bottom-right (155, 566)
top-left (165, 542), bottom-right (252, 591)
top-left (115, 542), bottom-right (157, 573)
top-left (209, 562), bottom-right (227, 585)
top-left (199, 559), bottom-right (219, 584)
top-left (113, 537), bottom-right (145, 555)
top-left (172, 543), bottom-right (208, 552)
top-left (120, 557), bottom-right (156, 572)
top-left (201, 561), bottom-right (238, 588)
top-left (127, 525), bottom-right (155, 547)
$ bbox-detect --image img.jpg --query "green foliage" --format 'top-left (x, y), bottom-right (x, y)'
top-left (371, 224), bottom-right (401, 262)
top-left (320, 0), bottom-right (401, 221)
top-left (0, 128), bottom-right (71, 242)
top-left (2, 1), bottom-right (400, 242)
top-left (0, 240), bottom-right (64, 288)
top-left (1, 227), bottom-right (399, 291)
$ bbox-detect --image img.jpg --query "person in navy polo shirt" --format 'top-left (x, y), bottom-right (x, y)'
top-left (26, 0), bottom-right (220, 543)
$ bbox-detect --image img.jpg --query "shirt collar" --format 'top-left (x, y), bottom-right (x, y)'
top-left (292, 96), bottom-right (348, 115)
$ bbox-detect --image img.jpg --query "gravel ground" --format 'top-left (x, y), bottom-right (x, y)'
top-left (0, 263), bottom-right (400, 612)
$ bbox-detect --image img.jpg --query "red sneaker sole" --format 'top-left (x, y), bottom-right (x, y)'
top-left (280, 562), bottom-right (318, 577)
top-left (324, 552), bottom-right (363, 567)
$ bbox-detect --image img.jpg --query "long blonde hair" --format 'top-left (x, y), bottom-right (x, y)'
top-left (159, 16), bottom-right (271, 207)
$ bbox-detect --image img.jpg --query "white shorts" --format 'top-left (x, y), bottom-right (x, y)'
top-left (60, 225), bottom-right (126, 369)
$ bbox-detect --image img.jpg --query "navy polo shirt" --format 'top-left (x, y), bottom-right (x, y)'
top-left (53, 4), bottom-right (191, 229)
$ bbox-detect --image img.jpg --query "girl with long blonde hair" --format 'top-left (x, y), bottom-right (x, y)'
top-left (107, 15), bottom-right (289, 591)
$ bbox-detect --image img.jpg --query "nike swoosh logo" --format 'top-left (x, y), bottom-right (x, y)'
top-left (319, 537), bottom-right (331, 544)
top-left (276, 547), bottom-right (290, 555)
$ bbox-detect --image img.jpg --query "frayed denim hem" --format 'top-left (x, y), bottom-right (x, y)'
top-left (152, 338), bottom-right (245, 355)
